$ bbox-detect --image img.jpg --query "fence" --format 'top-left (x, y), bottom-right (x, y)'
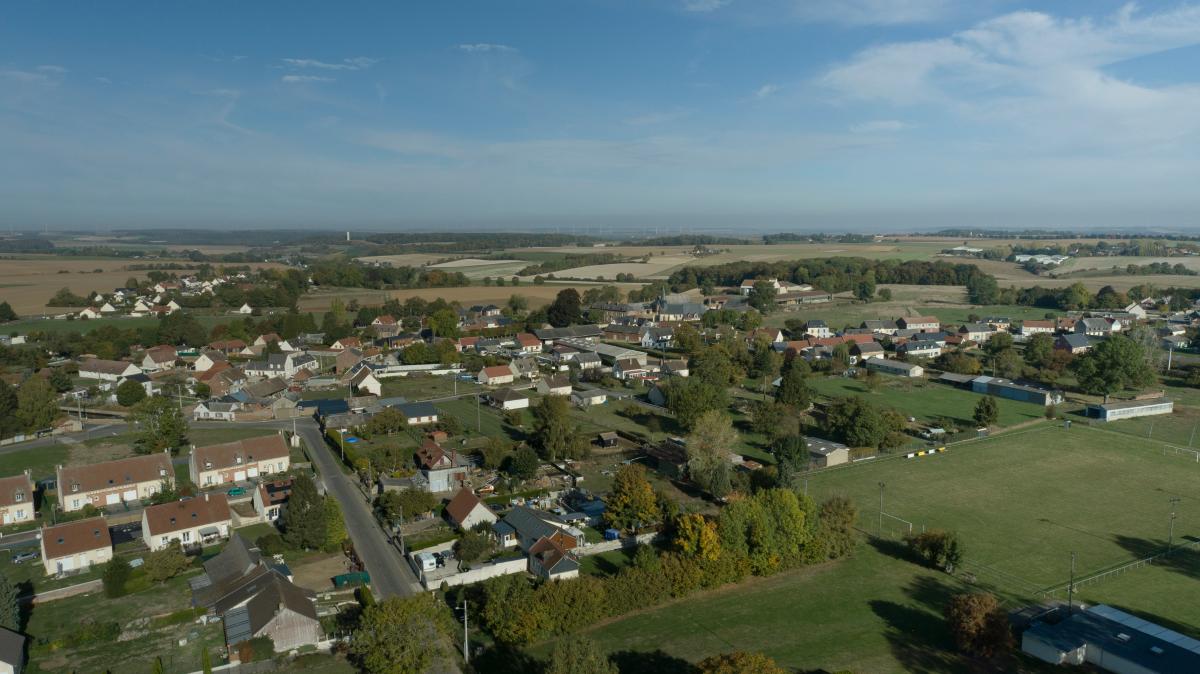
top-left (1039, 538), bottom-right (1200, 599)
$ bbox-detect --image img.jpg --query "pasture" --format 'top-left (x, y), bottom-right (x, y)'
top-left (297, 281), bottom-right (644, 312)
top-left (808, 376), bottom-right (1052, 429)
top-left (801, 424), bottom-right (1200, 594)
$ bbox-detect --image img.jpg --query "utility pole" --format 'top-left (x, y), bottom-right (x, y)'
top-left (475, 394), bottom-right (480, 433)
top-left (1067, 552), bottom-right (1076, 613)
top-left (1169, 497), bottom-right (1181, 552)
top-left (878, 481), bottom-right (885, 536)
top-left (460, 599), bottom-right (469, 664)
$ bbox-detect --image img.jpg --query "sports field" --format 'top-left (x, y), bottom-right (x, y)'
top-left (802, 424), bottom-right (1200, 594)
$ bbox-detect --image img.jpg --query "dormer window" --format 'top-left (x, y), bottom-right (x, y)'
top-left (13, 492), bottom-right (23, 503)
top-left (204, 460), bottom-right (213, 469)
top-left (159, 468), bottom-right (167, 477)
top-left (71, 483), bottom-right (79, 493)
top-left (234, 456), bottom-right (242, 465)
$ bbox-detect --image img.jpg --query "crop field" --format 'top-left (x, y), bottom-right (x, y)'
top-left (525, 254), bottom-right (697, 281)
top-left (808, 376), bottom-right (1053, 430)
top-left (1, 313), bottom-right (237, 335)
top-left (802, 424), bottom-right (1200, 595)
top-left (298, 281), bottom-right (644, 312)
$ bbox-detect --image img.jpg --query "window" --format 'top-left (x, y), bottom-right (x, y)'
top-left (14, 492), bottom-right (23, 503)
top-left (72, 499), bottom-right (80, 509)
top-left (181, 531), bottom-right (191, 543)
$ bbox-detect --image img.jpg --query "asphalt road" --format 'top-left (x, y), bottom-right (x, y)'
top-left (292, 418), bottom-right (421, 598)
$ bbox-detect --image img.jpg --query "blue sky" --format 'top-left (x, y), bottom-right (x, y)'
top-left (3, 1), bottom-right (1200, 232)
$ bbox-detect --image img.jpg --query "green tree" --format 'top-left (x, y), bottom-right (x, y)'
top-left (1024, 332), bottom-right (1055, 369)
top-left (747, 280), bottom-right (777, 314)
top-left (130, 396), bottom-right (188, 455)
top-left (672, 513), bottom-right (721, 561)
top-left (823, 396), bottom-right (903, 449)
top-left (145, 541), bottom-right (192, 582)
top-left (365, 407), bottom-right (407, 436)
top-left (48, 367), bottom-right (72, 393)
top-left (815, 495), bottom-right (858, 560)
top-left (0, 574), bottom-right (17, 631)
top-left (1072, 333), bottom-right (1157, 402)
top-left (17, 376), bottom-right (59, 431)
top-left (605, 463), bottom-right (660, 531)
top-left (282, 473), bottom-right (326, 550)
top-left (547, 288), bottom-right (583, 327)
top-left (663, 377), bottom-right (728, 430)
top-left (0, 381), bottom-right (17, 439)
top-left (686, 410), bottom-right (737, 498)
top-left (428, 308), bottom-right (459, 338)
top-left (504, 446), bottom-right (540, 480)
top-left (454, 528), bottom-right (493, 564)
top-left (775, 365), bottom-right (811, 409)
top-left (692, 347), bottom-right (738, 387)
top-left (697, 651), bottom-right (787, 674)
top-left (102, 556), bottom-right (133, 598)
top-left (945, 592), bottom-right (1014, 658)
top-left (772, 434), bottom-right (808, 485)
top-left (973, 396), bottom-right (999, 427)
top-left (905, 529), bottom-right (964, 571)
top-left (116, 379), bottom-right (148, 407)
top-left (481, 574), bottom-right (548, 645)
top-left (375, 490), bottom-right (437, 523)
top-left (201, 648), bottom-right (212, 674)
top-left (0, 301), bottom-right (16, 322)
top-left (854, 271), bottom-right (876, 301)
top-left (546, 637), bottom-right (618, 674)
top-left (749, 399), bottom-right (787, 439)
top-left (350, 596), bottom-right (455, 674)
top-left (531, 395), bottom-right (573, 461)
top-left (323, 497), bottom-right (347, 552)
top-left (984, 331), bottom-right (1013, 355)
top-left (877, 287), bottom-right (893, 302)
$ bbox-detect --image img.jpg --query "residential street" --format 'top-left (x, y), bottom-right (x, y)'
top-left (292, 418), bottom-right (422, 598)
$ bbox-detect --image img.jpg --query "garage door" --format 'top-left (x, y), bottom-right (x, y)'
top-left (2, 513), bottom-right (9, 525)
top-left (123, 489), bottom-right (137, 501)
top-left (247, 467), bottom-right (259, 478)
top-left (106, 493), bottom-right (121, 505)
top-left (234, 471), bottom-right (246, 482)
top-left (60, 556), bottom-right (74, 571)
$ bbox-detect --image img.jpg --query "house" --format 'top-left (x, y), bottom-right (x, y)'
top-left (371, 314), bottom-right (397, 328)
top-left (1122, 302), bottom-right (1148, 318)
top-left (1057, 317), bottom-right (1078, 332)
top-left (57, 452), bottom-right (174, 512)
top-left (570, 388), bottom-right (607, 408)
top-left (415, 440), bottom-right (467, 493)
top-left (192, 536), bottom-right (321, 655)
top-left (1163, 334), bottom-right (1190, 351)
top-left (0, 471), bottom-right (34, 526)
top-left (1087, 398), bottom-right (1173, 422)
top-left (78, 358), bottom-right (142, 382)
top-left (77, 306), bottom-right (103, 320)
top-left (0, 627), bottom-right (22, 674)
top-left (748, 328), bottom-right (786, 345)
top-left (486, 388), bottom-right (530, 411)
top-left (536, 374), bottom-right (572, 396)
top-left (238, 303), bottom-right (254, 315)
top-left (897, 316), bottom-right (939, 332)
top-left (861, 320), bottom-right (899, 336)
top-left (1076, 317), bottom-right (1113, 337)
top-left (574, 352), bottom-right (602, 370)
top-left (349, 367), bottom-right (382, 396)
top-left (807, 437), bottom-right (849, 468)
top-left (244, 353), bottom-right (318, 380)
top-left (958, 323), bottom-right (994, 342)
top-left (493, 506), bottom-right (575, 551)
top-left (444, 488), bottom-right (498, 530)
top-left (640, 326), bottom-right (674, 349)
top-left (208, 339), bottom-right (248, 355)
top-left (896, 341), bottom-right (941, 359)
top-left (852, 342), bottom-right (885, 360)
top-left (394, 401), bottom-right (439, 425)
top-left (253, 479), bottom-right (292, 522)
top-left (194, 350), bottom-right (228, 373)
top-left (190, 435), bottom-right (290, 488)
top-left (654, 301), bottom-right (707, 322)
top-left (331, 336), bottom-right (362, 350)
top-left (140, 345), bottom-right (178, 372)
top-left (1020, 320), bottom-right (1056, 336)
top-left (334, 347), bottom-right (364, 375)
top-left (613, 358), bottom-right (649, 381)
top-left (243, 377), bottom-right (288, 400)
top-left (970, 375), bottom-right (1063, 406)
top-left (193, 401), bottom-right (239, 422)
top-left (603, 324), bottom-right (642, 343)
top-left (865, 358), bottom-right (924, 378)
top-left (1022, 604), bottom-right (1200, 673)
top-left (529, 535), bottom-right (580, 581)
top-left (39, 516), bottom-right (112, 577)
top-left (984, 317), bottom-right (1012, 331)
top-left (514, 333), bottom-right (542, 354)
top-left (477, 365), bottom-right (515, 385)
top-left (803, 320), bottom-right (832, 339)
top-left (1055, 333), bottom-right (1092, 354)
top-left (141, 494), bottom-right (231, 551)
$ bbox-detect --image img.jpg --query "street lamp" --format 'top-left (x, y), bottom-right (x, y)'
top-left (1169, 497), bottom-right (1181, 552)
top-left (878, 481), bottom-right (885, 536)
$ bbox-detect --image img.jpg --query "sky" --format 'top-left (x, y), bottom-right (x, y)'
top-left (3, 1), bottom-right (1200, 233)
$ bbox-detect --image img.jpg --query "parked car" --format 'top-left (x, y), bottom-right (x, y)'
top-left (11, 550), bottom-right (39, 564)
top-left (226, 487), bottom-right (247, 496)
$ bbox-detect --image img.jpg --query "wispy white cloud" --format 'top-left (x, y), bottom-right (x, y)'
top-left (754, 83), bottom-right (780, 98)
top-left (281, 75), bottom-right (335, 83)
top-left (36, 65), bottom-right (67, 74)
top-left (850, 120), bottom-right (910, 133)
top-left (457, 43), bottom-right (516, 53)
top-left (625, 110), bottom-right (691, 126)
top-left (821, 4), bottom-right (1200, 149)
top-left (682, 0), bottom-right (732, 12)
top-left (281, 57), bottom-right (379, 71)
top-left (794, 0), bottom-right (953, 26)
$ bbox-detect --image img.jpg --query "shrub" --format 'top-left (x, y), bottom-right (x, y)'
top-left (101, 557), bottom-right (133, 598)
top-left (256, 533), bottom-right (286, 555)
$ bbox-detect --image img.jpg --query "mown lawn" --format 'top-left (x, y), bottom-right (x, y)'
top-left (809, 375), bottom-right (1050, 429)
top-left (0, 443), bottom-right (68, 481)
top-left (381, 374), bottom-right (482, 401)
top-left (1077, 547), bottom-right (1200, 638)
top-left (802, 424), bottom-right (1200, 594)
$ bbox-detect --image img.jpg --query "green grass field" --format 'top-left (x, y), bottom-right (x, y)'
top-left (0, 443), bottom-right (68, 481)
top-left (809, 375), bottom-right (1051, 429)
top-left (3, 314), bottom-right (235, 335)
top-left (564, 542), bottom-right (1049, 674)
top-left (381, 375), bottom-right (482, 401)
top-left (802, 424), bottom-right (1200, 593)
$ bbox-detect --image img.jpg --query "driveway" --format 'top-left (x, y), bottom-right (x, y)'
top-left (292, 419), bottom-right (420, 598)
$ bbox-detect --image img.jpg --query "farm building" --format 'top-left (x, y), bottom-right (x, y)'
top-left (1086, 398), bottom-right (1174, 422)
top-left (485, 388), bottom-right (529, 411)
top-left (865, 359), bottom-right (924, 378)
top-left (970, 376), bottom-right (1063, 406)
